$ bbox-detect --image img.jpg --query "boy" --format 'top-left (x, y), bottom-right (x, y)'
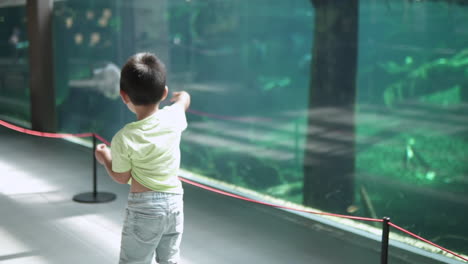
top-left (95, 52), bottom-right (190, 264)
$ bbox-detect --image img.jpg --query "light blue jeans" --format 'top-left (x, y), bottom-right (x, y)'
top-left (119, 191), bottom-right (184, 264)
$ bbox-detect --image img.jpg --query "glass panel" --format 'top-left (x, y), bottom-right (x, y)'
top-left (356, 0), bottom-right (468, 255)
top-left (0, 2), bottom-right (30, 122)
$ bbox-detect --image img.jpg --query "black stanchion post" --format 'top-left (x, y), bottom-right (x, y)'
top-left (93, 134), bottom-right (97, 197)
top-left (381, 217), bottom-right (390, 264)
top-left (73, 133), bottom-right (117, 203)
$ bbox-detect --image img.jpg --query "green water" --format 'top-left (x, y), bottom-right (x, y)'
top-left (1, 0), bottom-right (467, 258)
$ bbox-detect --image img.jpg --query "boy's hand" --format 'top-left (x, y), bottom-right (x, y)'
top-left (95, 144), bottom-right (111, 165)
top-left (170, 91), bottom-right (191, 110)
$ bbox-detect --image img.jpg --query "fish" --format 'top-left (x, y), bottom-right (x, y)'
top-left (68, 63), bottom-right (120, 100)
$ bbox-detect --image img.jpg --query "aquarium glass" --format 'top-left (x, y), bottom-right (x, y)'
top-left (356, 0), bottom-right (468, 255)
top-left (52, 0), bottom-right (468, 258)
top-left (0, 3), bottom-right (30, 122)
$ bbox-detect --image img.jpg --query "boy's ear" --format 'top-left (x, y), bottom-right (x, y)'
top-left (161, 86), bottom-right (169, 101)
top-left (120, 90), bottom-right (130, 104)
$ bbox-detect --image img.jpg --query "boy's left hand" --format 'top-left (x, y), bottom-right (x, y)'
top-left (95, 144), bottom-right (111, 165)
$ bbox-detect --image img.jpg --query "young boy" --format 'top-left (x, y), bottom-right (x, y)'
top-left (95, 52), bottom-right (190, 264)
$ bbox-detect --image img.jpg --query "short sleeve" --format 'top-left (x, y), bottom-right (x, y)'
top-left (165, 104), bottom-right (187, 132)
top-left (111, 132), bottom-right (131, 173)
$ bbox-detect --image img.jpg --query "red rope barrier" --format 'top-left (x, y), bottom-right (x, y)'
top-left (93, 133), bottom-right (111, 146)
top-left (0, 120), bottom-right (110, 145)
top-left (0, 120), bottom-right (93, 139)
top-left (1, 118), bottom-right (466, 262)
top-left (389, 222), bottom-right (468, 262)
top-left (178, 177), bottom-right (382, 222)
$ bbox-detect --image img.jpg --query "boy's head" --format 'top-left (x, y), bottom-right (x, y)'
top-left (120, 52), bottom-right (167, 105)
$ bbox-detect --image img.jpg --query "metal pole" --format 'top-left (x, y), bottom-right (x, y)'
top-left (92, 134), bottom-right (97, 197)
top-left (381, 217), bottom-right (390, 264)
top-left (72, 134), bottom-right (116, 203)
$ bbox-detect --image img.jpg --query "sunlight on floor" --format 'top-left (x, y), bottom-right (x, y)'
top-left (52, 213), bottom-right (197, 264)
top-left (53, 214), bottom-right (121, 256)
top-left (0, 160), bottom-right (58, 195)
top-left (0, 227), bottom-right (48, 264)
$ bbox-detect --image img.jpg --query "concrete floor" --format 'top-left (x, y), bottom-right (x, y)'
top-left (0, 125), bottom-right (462, 264)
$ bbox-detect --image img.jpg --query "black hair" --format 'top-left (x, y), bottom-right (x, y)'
top-left (120, 52), bottom-right (166, 105)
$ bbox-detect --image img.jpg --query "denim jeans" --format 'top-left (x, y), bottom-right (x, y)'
top-left (119, 191), bottom-right (184, 264)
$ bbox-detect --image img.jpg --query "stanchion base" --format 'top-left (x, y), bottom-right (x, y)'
top-left (73, 192), bottom-right (116, 203)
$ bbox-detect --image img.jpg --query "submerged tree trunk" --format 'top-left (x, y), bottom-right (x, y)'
top-left (303, 0), bottom-right (359, 213)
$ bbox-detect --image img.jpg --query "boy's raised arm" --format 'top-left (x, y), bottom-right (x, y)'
top-left (170, 91), bottom-right (191, 111)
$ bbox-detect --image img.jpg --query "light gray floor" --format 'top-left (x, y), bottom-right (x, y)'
top-left (0, 126), bottom-right (458, 264)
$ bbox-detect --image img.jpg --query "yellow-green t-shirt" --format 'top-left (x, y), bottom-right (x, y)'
top-left (111, 104), bottom-right (187, 194)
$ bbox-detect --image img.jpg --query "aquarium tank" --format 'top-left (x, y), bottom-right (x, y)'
top-left (1, 0), bottom-right (467, 259)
